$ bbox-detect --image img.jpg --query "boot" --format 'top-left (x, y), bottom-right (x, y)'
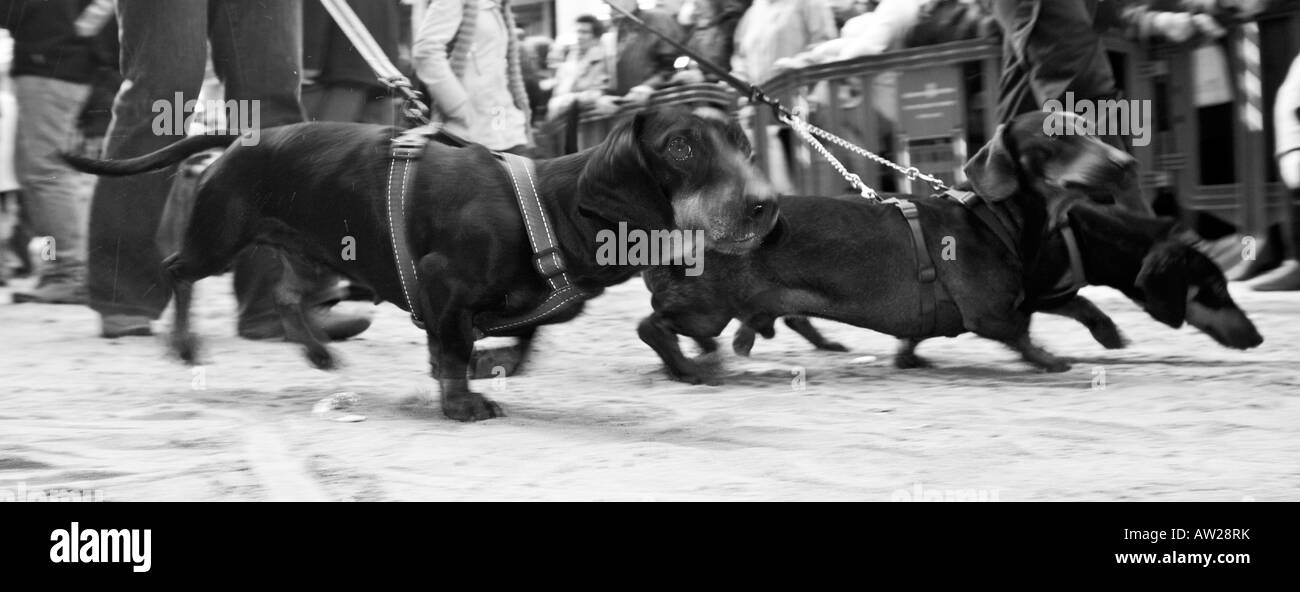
top-left (1226, 224), bottom-right (1284, 282)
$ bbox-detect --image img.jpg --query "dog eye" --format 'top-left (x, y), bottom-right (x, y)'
top-left (666, 136), bottom-right (694, 162)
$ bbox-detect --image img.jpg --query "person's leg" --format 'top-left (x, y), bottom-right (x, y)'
top-left (1250, 151), bottom-right (1300, 290)
top-left (11, 76), bottom-right (94, 303)
top-left (211, 0), bottom-right (370, 339)
top-left (88, 0), bottom-right (209, 336)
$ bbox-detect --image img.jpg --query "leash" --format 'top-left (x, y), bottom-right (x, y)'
top-left (318, 0), bottom-right (430, 125)
top-left (601, 0), bottom-right (950, 200)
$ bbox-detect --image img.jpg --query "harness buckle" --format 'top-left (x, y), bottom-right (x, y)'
top-left (391, 134), bottom-right (429, 160)
top-left (918, 266), bottom-right (937, 283)
top-left (533, 246), bottom-right (566, 278)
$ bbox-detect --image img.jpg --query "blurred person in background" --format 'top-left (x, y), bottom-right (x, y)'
top-left (302, 0), bottom-right (404, 126)
top-left (1248, 50), bottom-right (1300, 291)
top-left (989, 0), bottom-right (1256, 216)
top-left (545, 14), bottom-right (609, 121)
top-left (676, 0), bottom-right (752, 75)
top-left (0, 0), bottom-right (116, 304)
top-left (414, 0), bottom-right (532, 154)
top-left (519, 31), bottom-right (555, 122)
top-left (594, 0), bottom-right (686, 115)
top-left (731, 0), bottom-right (837, 195)
top-left (86, 0), bottom-right (370, 340)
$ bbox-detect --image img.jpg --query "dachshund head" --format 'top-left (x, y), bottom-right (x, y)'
top-left (1134, 240), bottom-right (1263, 349)
top-left (964, 111), bottom-right (1136, 216)
top-left (577, 106), bottom-right (778, 255)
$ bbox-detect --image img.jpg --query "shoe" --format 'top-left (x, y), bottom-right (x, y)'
top-left (101, 314), bottom-right (153, 338)
top-left (238, 302), bottom-right (373, 342)
top-left (1248, 259), bottom-right (1300, 291)
top-left (1226, 225), bottom-right (1284, 281)
top-left (13, 264), bottom-right (89, 305)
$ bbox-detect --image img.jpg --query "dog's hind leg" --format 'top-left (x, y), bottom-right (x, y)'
top-left (1004, 331), bottom-right (1070, 373)
top-left (785, 316), bottom-right (848, 352)
top-left (894, 338), bottom-right (933, 369)
top-left (1040, 295), bottom-right (1128, 349)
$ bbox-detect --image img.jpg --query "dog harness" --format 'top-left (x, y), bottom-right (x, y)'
top-left (882, 197), bottom-right (944, 336)
top-left (385, 129), bottom-right (589, 337)
top-left (884, 188), bottom-right (1048, 336)
top-left (1036, 203), bottom-right (1089, 306)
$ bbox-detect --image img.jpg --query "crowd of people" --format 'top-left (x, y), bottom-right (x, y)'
top-left (0, 0), bottom-right (1297, 347)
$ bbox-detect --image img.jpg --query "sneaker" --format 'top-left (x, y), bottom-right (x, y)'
top-left (12, 265), bottom-right (89, 305)
top-left (1248, 259), bottom-right (1300, 291)
top-left (101, 314), bottom-right (153, 338)
top-left (238, 302), bottom-right (373, 342)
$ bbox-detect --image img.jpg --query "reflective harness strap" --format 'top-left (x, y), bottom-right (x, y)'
top-left (885, 198), bottom-right (942, 336)
top-left (472, 153), bottom-right (591, 338)
top-left (387, 133), bottom-right (429, 330)
top-left (386, 139), bottom-right (590, 336)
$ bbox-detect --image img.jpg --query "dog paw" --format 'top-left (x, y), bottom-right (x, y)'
top-left (1039, 360), bottom-right (1072, 373)
top-left (1094, 328), bottom-right (1129, 350)
top-left (816, 341), bottom-right (849, 352)
top-left (442, 392), bottom-right (505, 422)
top-left (894, 353), bottom-right (932, 369)
top-left (171, 332), bottom-right (201, 365)
top-left (732, 332), bottom-right (756, 357)
top-left (305, 346), bottom-right (337, 370)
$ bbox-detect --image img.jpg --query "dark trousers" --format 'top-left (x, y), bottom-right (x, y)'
top-left (88, 0), bottom-right (320, 323)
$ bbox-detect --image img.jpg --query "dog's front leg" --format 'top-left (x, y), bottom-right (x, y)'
top-left (784, 316), bottom-right (848, 352)
top-left (637, 313), bottom-right (719, 385)
top-left (894, 338), bottom-right (932, 369)
top-left (424, 299), bottom-right (505, 422)
top-left (275, 254), bottom-right (336, 370)
top-left (1039, 295), bottom-right (1128, 349)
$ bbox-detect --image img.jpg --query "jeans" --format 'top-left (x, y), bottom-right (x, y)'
top-left (87, 0), bottom-right (319, 320)
top-left (14, 76), bottom-right (94, 268)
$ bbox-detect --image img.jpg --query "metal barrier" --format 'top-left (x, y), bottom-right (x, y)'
top-left (749, 5), bottom-right (1300, 239)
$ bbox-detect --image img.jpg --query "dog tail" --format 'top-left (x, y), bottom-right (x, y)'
top-left (61, 134), bottom-right (235, 176)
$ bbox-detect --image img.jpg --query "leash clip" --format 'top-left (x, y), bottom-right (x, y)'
top-left (391, 135), bottom-right (428, 160)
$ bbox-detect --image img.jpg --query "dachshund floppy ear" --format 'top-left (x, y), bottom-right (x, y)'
top-left (963, 124), bottom-right (1020, 202)
top-left (577, 111), bottom-right (675, 229)
top-left (1135, 243), bottom-right (1190, 329)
